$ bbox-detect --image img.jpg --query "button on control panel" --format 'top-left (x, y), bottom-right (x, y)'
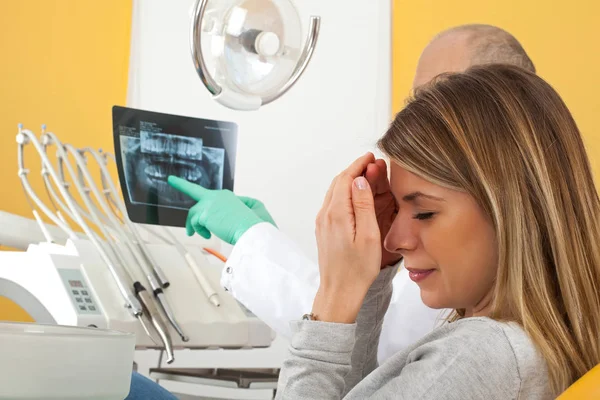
top-left (58, 269), bottom-right (101, 316)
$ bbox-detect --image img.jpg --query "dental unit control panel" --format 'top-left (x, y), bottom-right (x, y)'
top-left (59, 269), bottom-right (101, 315)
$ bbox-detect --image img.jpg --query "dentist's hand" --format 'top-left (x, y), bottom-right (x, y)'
top-left (237, 196), bottom-right (277, 227)
top-left (312, 153), bottom-right (382, 324)
top-left (168, 176), bottom-right (274, 245)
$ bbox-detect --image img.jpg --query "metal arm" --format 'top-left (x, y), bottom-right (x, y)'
top-left (190, 0), bottom-right (222, 96)
top-left (16, 126), bottom-right (78, 241)
top-left (16, 128), bottom-right (143, 317)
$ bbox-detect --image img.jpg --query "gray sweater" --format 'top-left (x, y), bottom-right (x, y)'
top-left (276, 267), bottom-right (553, 399)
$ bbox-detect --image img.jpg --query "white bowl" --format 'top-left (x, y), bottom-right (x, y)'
top-left (0, 322), bottom-right (135, 400)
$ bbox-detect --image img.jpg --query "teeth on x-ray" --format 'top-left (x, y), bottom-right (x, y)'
top-left (141, 131), bottom-right (203, 160)
top-left (121, 131), bottom-right (226, 209)
top-left (145, 163), bottom-right (203, 181)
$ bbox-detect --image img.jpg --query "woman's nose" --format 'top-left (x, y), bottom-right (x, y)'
top-left (384, 216), bottom-right (418, 255)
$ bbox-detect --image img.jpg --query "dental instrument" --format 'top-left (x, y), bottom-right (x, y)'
top-left (73, 145), bottom-right (190, 341)
top-left (14, 127), bottom-right (168, 349)
top-left (97, 147), bottom-right (223, 307)
top-left (40, 131), bottom-right (176, 362)
top-left (161, 227), bottom-right (221, 307)
top-left (35, 129), bottom-right (175, 358)
top-left (34, 132), bottom-right (162, 347)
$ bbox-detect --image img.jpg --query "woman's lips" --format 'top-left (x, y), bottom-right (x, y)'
top-left (405, 267), bottom-right (435, 283)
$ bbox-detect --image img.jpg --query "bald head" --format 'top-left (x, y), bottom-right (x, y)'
top-left (413, 24), bottom-right (535, 89)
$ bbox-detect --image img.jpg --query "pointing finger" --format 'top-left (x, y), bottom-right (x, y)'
top-left (168, 176), bottom-right (209, 201)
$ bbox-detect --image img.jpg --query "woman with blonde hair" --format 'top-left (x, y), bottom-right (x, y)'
top-left (271, 64), bottom-right (600, 398)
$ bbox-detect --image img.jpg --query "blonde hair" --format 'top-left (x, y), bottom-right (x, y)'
top-left (378, 64), bottom-right (600, 395)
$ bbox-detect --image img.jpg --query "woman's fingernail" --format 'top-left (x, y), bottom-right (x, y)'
top-left (355, 176), bottom-right (367, 190)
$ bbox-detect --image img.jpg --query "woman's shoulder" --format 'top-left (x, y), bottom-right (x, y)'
top-left (410, 317), bottom-right (529, 364)
top-left (450, 317), bottom-right (544, 361)
top-left (410, 317), bottom-right (551, 398)
top-left (372, 317), bottom-right (551, 399)
top-left (438, 317), bottom-right (546, 367)
top-left (461, 318), bottom-right (550, 396)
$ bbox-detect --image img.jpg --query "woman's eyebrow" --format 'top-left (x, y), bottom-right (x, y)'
top-left (402, 191), bottom-right (445, 202)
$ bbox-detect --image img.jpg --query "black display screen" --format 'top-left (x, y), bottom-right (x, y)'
top-left (112, 106), bottom-right (238, 227)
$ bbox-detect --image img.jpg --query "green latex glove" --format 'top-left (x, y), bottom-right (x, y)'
top-left (237, 196), bottom-right (277, 227)
top-left (167, 176), bottom-right (275, 245)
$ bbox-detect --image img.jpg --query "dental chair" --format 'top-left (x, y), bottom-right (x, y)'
top-left (557, 364), bottom-right (600, 399)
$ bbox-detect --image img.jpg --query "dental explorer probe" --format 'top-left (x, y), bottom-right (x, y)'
top-left (95, 150), bottom-right (221, 307)
top-left (72, 146), bottom-right (189, 342)
top-left (16, 127), bottom-right (144, 317)
top-left (40, 132), bottom-right (175, 363)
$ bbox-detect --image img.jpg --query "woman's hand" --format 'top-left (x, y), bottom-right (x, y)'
top-left (312, 153), bottom-right (382, 324)
top-left (364, 159), bottom-right (402, 268)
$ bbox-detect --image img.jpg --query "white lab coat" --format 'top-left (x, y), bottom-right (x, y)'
top-left (220, 223), bottom-right (448, 364)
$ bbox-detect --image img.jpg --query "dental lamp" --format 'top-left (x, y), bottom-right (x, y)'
top-left (190, 0), bottom-right (320, 110)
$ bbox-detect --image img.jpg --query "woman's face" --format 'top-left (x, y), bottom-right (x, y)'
top-left (385, 163), bottom-right (498, 316)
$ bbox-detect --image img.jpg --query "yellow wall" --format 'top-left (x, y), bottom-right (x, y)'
top-left (0, 1), bottom-right (133, 321)
top-left (393, 0), bottom-right (600, 178)
top-left (0, 296), bottom-right (34, 323)
top-left (0, 1), bottom-right (132, 223)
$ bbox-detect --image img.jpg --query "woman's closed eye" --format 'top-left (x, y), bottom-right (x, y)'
top-left (413, 212), bottom-right (436, 220)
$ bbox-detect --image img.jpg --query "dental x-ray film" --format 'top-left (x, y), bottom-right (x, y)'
top-left (112, 106), bottom-right (238, 227)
